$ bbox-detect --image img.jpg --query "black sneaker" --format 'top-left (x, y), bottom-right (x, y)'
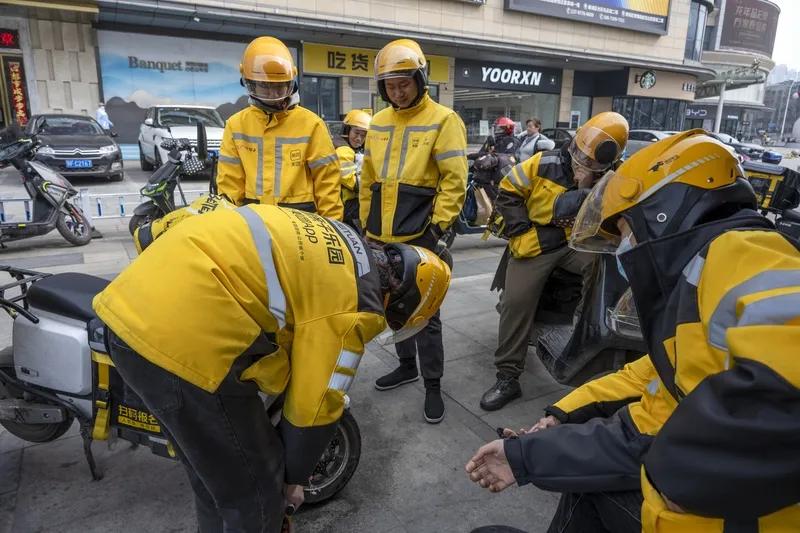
top-left (374, 364), bottom-right (419, 391)
top-left (479, 376), bottom-right (522, 411)
top-left (424, 389), bottom-right (445, 424)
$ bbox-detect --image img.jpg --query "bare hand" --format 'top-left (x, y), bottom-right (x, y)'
top-left (501, 415), bottom-right (561, 438)
top-left (465, 439), bottom-right (516, 493)
top-left (284, 484), bottom-right (304, 514)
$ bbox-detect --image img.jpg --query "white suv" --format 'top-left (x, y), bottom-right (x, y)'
top-left (138, 105), bottom-right (224, 170)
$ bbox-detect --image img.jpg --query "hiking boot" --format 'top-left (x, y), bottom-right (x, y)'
top-left (424, 388), bottom-right (445, 424)
top-left (374, 363), bottom-right (419, 391)
top-left (479, 376), bottom-right (522, 411)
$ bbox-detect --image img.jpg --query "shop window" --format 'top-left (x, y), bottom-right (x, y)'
top-left (351, 77), bottom-right (371, 110)
top-left (614, 97), bottom-right (687, 131)
top-left (301, 76), bottom-right (340, 121)
top-left (428, 84), bottom-right (439, 103)
top-left (684, 0), bottom-right (708, 61)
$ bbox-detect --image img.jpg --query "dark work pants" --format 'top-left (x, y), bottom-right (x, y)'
top-left (494, 247), bottom-right (593, 379)
top-left (395, 230), bottom-right (444, 386)
top-left (547, 490), bottom-right (643, 533)
top-left (108, 330), bottom-right (285, 533)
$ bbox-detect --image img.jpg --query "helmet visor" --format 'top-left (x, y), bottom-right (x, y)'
top-left (606, 288), bottom-right (643, 340)
top-left (569, 170), bottom-right (622, 253)
top-left (570, 126), bottom-right (621, 172)
top-left (376, 44), bottom-right (424, 80)
top-left (245, 79), bottom-right (293, 102)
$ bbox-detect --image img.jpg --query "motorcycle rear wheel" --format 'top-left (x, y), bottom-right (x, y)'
top-left (0, 415), bottom-right (74, 443)
top-left (128, 213), bottom-right (152, 236)
top-left (56, 203), bottom-right (92, 246)
top-left (303, 409), bottom-right (361, 504)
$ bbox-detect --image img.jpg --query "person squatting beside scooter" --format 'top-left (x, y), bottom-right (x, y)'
top-left (467, 130), bottom-right (800, 533)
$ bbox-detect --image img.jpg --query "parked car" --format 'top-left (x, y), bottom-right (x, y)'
top-left (138, 105), bottom-right (224, 171)
top-left (25, 114), bottom-right (123, 181)
top-left (708, 132), bottom-right (765, 161)
top-left (625, 130), bottom-right (674, 156)
top-left (540, 128), bottom-right (576, 150)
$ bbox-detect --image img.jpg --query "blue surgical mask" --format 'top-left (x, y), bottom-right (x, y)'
top-left (616, 233), bottom-right (634, 281)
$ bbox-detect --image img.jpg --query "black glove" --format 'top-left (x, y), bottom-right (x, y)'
top-left (420, 223), bottom-right (444, 250)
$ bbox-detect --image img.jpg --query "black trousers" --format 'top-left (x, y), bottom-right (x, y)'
top-left (547, 490), bottom-right (643, 533)
top-left (394, 230), bottom-right (443, 385)
top-left (108, 330), bottom-right (285, 533)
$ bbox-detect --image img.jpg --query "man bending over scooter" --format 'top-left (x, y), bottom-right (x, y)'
top-left (93, 204), bottom-right (451, 532)
top-left (479, 112), bottom-right (629, 411)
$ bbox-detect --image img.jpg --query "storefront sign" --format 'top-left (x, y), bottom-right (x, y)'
top-left (719, 0), bottom-right (779, 57)
top-left (637, 70), bottom-right (656, 89)
top-left (627, 68), bottom-right (695, 101)
top-left (455, 59), bottom-right (561, 94)
top-left (0, 29), bottom-right (20, 50)
top-left (686, 107), bottom-right (708, 118)
top-left (303, 43), bottom-right (449, 84)
top-left (4, 58), bottom-right (29, 125)
top-left (504, 0), bottom-right (670, 35)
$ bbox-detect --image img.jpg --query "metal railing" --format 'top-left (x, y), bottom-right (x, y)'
top-left (0, 188), bottom-right (208, 224)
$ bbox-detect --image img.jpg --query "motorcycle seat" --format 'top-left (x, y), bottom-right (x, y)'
top-left (27, 272), bottom-right (110, 323)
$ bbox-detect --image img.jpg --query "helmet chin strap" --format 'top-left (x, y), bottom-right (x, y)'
top-left (248, 91), bottom-right (300, 114)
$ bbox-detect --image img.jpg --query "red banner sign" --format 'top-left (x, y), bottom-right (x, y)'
top-left (4, 59), bottom-right (29, 126)
top-left (0, 30), bottom-right (20, 50)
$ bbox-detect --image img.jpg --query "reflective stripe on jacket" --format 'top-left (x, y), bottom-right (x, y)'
top-left (495, 149), bottom-right (580, 258)
top-left (217, 105), bottom-right (343, 219)
top-left (529, 228), bottom-right (800, 532)
top-left (360, 93), bottom-right (467, 243)
top-left (94, 205), bottom-right (385, 483)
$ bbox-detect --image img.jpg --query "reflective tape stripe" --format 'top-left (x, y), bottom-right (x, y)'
top-left (340, 162), bottom-right (356, 170)
top-left (508, 163), bottom-right (530, 192)
top-left (370, 125), bottom-right (395, 178)
top-left (330, 218), bottom-right (371, 276)
top-left (682, 254), bottom-right (705, 287)
top-left (308, 154), bottom-right (337, 170)
top-left (218, 154), bottom-right (241, 165)
top-left (434, 149), bottom-right (466, 161)
top-left (646, 378), bottom-right (659, 395)
top-left (340, 168), bottom-right (355, 177)
top-left (708, 269), bottom-right (800, 350)
top-left (274, 136), bottom-right (311, 198)
top-left (398, 124), bottom-right (440, 178)
top-left (233, 133), bottom-right (264, 197)
top-left (236, 206), bottom-right (287, 329)
top-left (538, 155), bottom-right (560, 166)
top-left (336, 349), bottom-right (362, 371)
top-left (329, 372), bottom-right (354, 392)
top-left (738, 292), bottom-right (800, 327)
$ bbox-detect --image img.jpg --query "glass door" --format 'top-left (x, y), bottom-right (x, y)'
top-left (300, 76), bottom-right (340, 121)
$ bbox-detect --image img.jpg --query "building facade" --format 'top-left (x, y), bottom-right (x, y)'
top-left (1, 0), bottom-right (717, 145)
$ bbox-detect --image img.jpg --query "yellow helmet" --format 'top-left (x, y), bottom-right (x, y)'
top-left (569, 112), bottom-right (629, 173)
top-left (378, 243), bottom-right (451, 344)
top-left (342, 110), bottom-right (371, 131)
top-left (375, 39), bottom-right (428, 105)
top-left (570, 129), bottom-right (757, 253)
top-left (239, 37), bottom-right (298, 104)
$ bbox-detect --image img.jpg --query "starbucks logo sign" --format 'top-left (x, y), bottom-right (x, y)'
top-left (638, 70), bottom-right (657, 89)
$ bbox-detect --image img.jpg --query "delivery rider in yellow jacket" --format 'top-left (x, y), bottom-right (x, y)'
top-left (94, 204), bottom-right (451, 532)
top-left (360, 38), bottom-right (467, 424)
top-left (335, 109), bottom-right (371, 230)
top-left (479, 112), bottom-right (629, 412)
top-left (466, 130), bottom-right (800, 533)
top-left (216, 36), bottom-right (343, 220)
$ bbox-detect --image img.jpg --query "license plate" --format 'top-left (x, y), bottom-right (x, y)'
top-left (66, 159), bottom-right (92, 169)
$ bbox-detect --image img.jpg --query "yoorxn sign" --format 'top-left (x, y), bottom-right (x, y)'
top-left (505, 0), bottom-right (670, 35)
top-left (455, 59), bottom-right (561, 94)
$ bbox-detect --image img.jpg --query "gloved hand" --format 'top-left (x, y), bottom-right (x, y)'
top-left (421, 223), bottom-right (444, 250)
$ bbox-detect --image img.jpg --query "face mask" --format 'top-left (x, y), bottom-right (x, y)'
top-left (616, 232), bottom-right (634, 281)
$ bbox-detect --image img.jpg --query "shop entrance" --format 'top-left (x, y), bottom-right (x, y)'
top-left (453, 88), bottom-right (559, 145)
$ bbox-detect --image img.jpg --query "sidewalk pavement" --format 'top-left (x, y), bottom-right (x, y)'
top-left (0, 222), bottom-right (567, 533)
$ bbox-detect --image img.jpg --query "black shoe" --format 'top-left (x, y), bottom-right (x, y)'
top-left (374, 364), bottom-right (419, 391)
top-left (479, 376), bottom-right (522, 411)
top-left (424, 389), bottom-right (445, 424)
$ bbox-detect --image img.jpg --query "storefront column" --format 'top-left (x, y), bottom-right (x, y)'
top-left (439, 58), bottom-right (455, 109)
top-left (340, 76), bottom-right (353, 116)
top-left (557, 68), bottom-right (574, 125)
top-left (593, 97), bottom-right (613, 113)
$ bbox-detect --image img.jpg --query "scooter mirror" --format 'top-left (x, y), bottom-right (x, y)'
top-left (196, 122), bottom-right (208, 161)
top-left (605, 288), bottom-right (643, 341)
